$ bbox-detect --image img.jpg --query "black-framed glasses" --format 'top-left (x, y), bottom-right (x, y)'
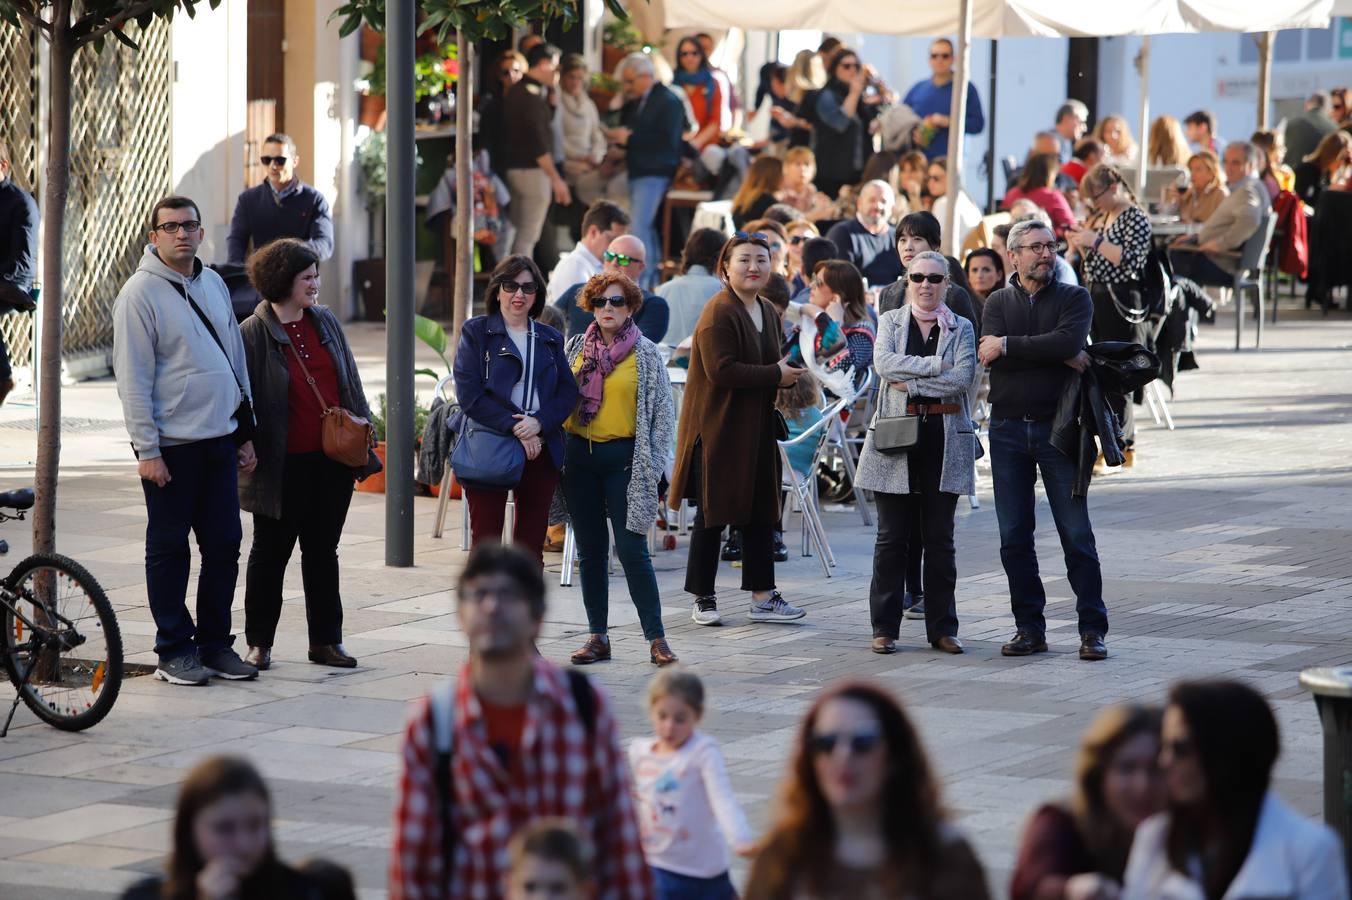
top-left (154, 220), bottom-right (201, 235)
top-left (790, 235), bottom-right (811, 245)
top-left (733, 231), bottom-right (767, 241)
top-left (595, 294), bottom-right (628, 309)
top-left (809, 730), bottom-right (882, 756)
top-left (603, 250), bottom-right (638, 267)
top-left (908, 272), bottom-right (945, 284)
top-left (1016, 241), bottom-right (1058, 256)
top-left (838, 61), bottom-right (859, 70)
top-left (500, 281), bottom-right (539, 296)
top-left (260, 156), bottom-right (289, 167)
top-left (679, 49), bottom-right (701, 58)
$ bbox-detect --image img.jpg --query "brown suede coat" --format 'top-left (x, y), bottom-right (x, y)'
top-left (670, 289), bottom-right (784, 528)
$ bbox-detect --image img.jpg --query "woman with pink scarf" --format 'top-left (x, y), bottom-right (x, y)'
top-left (562, 272), bottom-right (679, 668)
top-left (854, 250), bottom-right (977, 656)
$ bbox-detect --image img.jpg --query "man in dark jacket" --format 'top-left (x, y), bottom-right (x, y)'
top-left (227, 133), bottom-right (334, 264)
top-left (0, 139), bottom-right (38, 406)
top-left (503, 43), bottom-right (571, 260)
top-left (607, 52), bottom-right (686, 290)
top-left (553, 235), bottom-right (669, 342)
top-left (979, 219), bottom-right (1109, 663)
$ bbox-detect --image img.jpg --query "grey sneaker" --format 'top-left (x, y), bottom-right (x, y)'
top-left (201, 647), bottom-right (260, 681)
top-left (155, 652), bottom-right (210, 686)
top-left (691, 596), bottom-right (722, 626)
top-left (904, 598), bottom-right (926, 620)
top-left (749, 591), bottom-right (806, 622)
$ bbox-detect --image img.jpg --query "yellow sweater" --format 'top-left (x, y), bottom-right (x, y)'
top-left (564, 352), bottom-right (638, 441)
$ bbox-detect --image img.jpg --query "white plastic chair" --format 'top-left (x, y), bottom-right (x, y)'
top-left (822, 368), bottom-right (873, 526)
top-left (780, 395), bottom-right (852, 577)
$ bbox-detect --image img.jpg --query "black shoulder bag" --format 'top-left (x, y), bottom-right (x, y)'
top-left (169, 280), bottom-right (256, 446)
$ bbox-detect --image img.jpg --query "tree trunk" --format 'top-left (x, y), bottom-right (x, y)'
top-left (34, 10), bottom-right (74, 557)
top-left (449, 34), bottom-right (474, 365)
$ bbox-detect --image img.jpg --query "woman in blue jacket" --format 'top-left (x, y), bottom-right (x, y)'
top-left (453, 255), bottom-right (580, 562)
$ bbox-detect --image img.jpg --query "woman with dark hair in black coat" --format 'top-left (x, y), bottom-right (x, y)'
top-left (811, 47), bottom-right (884, 200)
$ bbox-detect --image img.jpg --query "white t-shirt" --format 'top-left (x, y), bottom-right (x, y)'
top-left (546, 242), bottom-right (603, 305)
top-left (506, 324), bottom-right (537, 413)
top-left (931, 190), bottom-right (983, 249)
top-left (628, 731), bottom-right (754, 879)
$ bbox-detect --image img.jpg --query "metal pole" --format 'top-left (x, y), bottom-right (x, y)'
top-left (1135, 36), bottom-right (1150, 200)
top-left (943, 0), bottom-right (973, 257)
top-left (986, 39), bottom-right (998, 214)
top-left (384, 0), bottom-right (416, 566)
top-left (1257, 32), bottom-right (1273, 131)
top-left (451, 36), bottom-right (475, 361)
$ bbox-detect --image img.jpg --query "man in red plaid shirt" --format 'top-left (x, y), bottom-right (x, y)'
top-left (390, 543), bottom-right (654, 900)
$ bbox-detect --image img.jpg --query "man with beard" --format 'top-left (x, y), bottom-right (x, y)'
top-left (979, 219), bottom-right (1109, 663)
top-left (825, 179), bottom-right (902, 287)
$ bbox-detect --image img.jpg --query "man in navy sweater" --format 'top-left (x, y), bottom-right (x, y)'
top-left (902, 38), bottom-right (985, 160)
top-left (227, 133), bottom-right (334, 264)
top-left (606, 53), bottom-right (686, 290)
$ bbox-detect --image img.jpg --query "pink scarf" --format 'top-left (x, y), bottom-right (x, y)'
top-left (910, 300), bottom-right (957, 339)
top-left (575, 317), bottom-right (639, 425)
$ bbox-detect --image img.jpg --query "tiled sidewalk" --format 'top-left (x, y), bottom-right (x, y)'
top-left (0, 306), bottom-right (1349, 898)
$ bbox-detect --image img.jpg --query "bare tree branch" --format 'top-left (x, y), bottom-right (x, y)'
top-left (72, 0), bottom-right (160, 46)
top-left (6, 3), bottom-right (54, 35)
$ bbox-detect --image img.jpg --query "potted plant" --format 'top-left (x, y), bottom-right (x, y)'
top-left (601, 17), bottom-right (643, 75)
top-left (359, 392), bottom-right (433, 495)
top-left (353, 129), bottom-right (388, 321)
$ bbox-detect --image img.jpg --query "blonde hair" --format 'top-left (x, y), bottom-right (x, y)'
top-left (1148, 115), bottom-right (1191, 167)
top-left (784, 146), bottom-right (816, 167)
top-left (777, 371), bottom-right (821, 419)
top-left (787, 49), bottom-right (825, 103)
top-left (648, 667), bottom-right (705, 717)
top-left (1186, 150), bottom-right (1223, 192)
top-left (1093, 114), bottom-right (1137, 159)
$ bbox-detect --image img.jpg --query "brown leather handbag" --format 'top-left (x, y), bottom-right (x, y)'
top-left (287, 341), bottom-right (374, 467)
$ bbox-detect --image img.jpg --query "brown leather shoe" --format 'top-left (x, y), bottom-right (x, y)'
top-left (871, 636), bottom-right (897, 654)
top-left (650, 638), bottom-right (678, 667)
top-left (932, 636), bottom-right (965, 655)
top-left (244, 646), bottom-right (272, 670)
top-left (570, 634), bottom-right (611, 665)
top-left (308, 644), bottom-right (357, 668)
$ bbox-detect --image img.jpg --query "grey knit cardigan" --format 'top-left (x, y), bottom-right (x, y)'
top-left (854, 305), bottom-right (978, 497)
top-left (563, 334), bottom-right (674, 534)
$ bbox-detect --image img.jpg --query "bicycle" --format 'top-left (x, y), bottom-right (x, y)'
top-left (0, 488), bottom-right (123, 736)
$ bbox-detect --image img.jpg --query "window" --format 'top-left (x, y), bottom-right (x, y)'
top-left (1307, 26), bottom-right (1334, 60)
top-left (1239, 27), bottom-right (1335, 63)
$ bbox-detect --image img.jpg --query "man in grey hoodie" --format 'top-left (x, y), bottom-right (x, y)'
top-left (113, 196), bottom-right (260, 686)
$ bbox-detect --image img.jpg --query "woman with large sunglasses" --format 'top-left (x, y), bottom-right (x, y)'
top-left (855, 251), bottom-right (976, 657)
top-left (744, 681), bottom-right (991, 899)
top-left (452, 255), bottom-right (579, 563)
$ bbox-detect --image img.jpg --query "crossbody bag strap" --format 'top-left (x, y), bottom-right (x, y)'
top-left (285, 336), bottom-right (335, 411)
top-left (522, 320), bottom-right (536, 414)
top-left (169, 280), bottom-right (246, 401)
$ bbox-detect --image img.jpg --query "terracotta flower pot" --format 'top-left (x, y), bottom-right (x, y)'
top-left (356, 441), bottom-right (387, 493)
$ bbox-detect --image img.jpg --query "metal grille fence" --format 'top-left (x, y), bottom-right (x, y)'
top-left (0, 21), bottom-right (172, 373)
top-left (1, 23), bottom-right (38, 367)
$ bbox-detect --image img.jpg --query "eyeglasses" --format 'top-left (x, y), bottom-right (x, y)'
top-left (809, 730), bottom-right (883, 757)
top-left (908, 272), bottom-right (946, 284)
top-left (1015, 241), bottom-right (1058, 255)
top-left (790, 235), bottom-right (811, 245)
top-left (260, 156), bottom-right (289, 167)
top-left (154, 220), bottom-right (202, 235)
top-left (838, 61), bottom-right (859, 71)
top-left (733, 231), bottom-right (767, 241)
top-left (679, 50), bottom-right (701, 58)
top-left (594, 294), bottom-right (628, 309)
top-left (930, 52), bottom-right (953, 60)
top-left (604, 250), bottom-right (640, 267)
top-left (500, 281), bottom-right (539, 296)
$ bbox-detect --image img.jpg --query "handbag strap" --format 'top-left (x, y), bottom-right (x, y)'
top-left (522, 320), bottom-right (537, 414)
top-left (168, 280), bottom-right (246, 403)
top-left (285, 330), bottom-right (335, 412)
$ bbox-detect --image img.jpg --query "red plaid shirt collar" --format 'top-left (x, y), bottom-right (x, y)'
top-left (391, 656), bottom-right (654, 900)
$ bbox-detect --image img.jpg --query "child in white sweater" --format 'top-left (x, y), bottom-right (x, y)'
top-left (629, 669), bottom-right (755, 900)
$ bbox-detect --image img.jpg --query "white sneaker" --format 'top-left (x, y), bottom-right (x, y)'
top-left (691, 596), bottom-right (722, 626)
top-left (749, 591), bottom-right (806, 622)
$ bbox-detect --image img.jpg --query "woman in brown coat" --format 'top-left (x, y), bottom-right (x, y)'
top-left (671, 232), bottom-right (808, 627)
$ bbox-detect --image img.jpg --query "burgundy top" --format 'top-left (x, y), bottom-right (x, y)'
top-left (1009, 804), bottom-right (1100, 900)
top-left (283, 313), bottom-right (340, 454)
top-left (1002, 185), bottom-right (1078, 235)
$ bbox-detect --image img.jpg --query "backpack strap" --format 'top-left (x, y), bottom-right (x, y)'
top-left (430, 679), bottom-right (456, 895)
top-left (564, 667), bottom-right (596, 735)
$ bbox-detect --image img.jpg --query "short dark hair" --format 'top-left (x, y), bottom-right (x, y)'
top-left (581, 200), bottom-right (629, 236)
top-left (525, 43), bottom-right (561, 69)
top-left (262, 132), bottom-right (297, 155)
top-left (149, 196), bottom-right (202, 232)
top-left (295, 859), bottom-right (357, 900)
top-left (247, 239), bottom-right (321, 303)
top-left (964, 246), bottom-right (1005, 282)
top-left (509, 819), bottom-right (591, 884)
top-left (1183, 110), bottom-right (1215, 133)
top-left (680, 227), bottom-right (726, 274)
top-left (761, 203), bottom-right (804, 226)
top-left (486, 255), bottom-right (548, 319)
top-left (818, 35), bottom-right (841, 55)
top-left (457, 542), bottom-right (546, 619)
top-left (799, 237), bottom-right (838, 277)
top-left (1073, 138), bottom-right (1104, 161)
top-left (1055, 103), bottom-right (1079, 124)
top-left (762, 273), bottom-right (791, 312)
top-left (560, 52), bottom-right (587, 76)
top-left (931, 38), bottom-right (954, 52)
top-left (896, 211), bottom-right (941, 249)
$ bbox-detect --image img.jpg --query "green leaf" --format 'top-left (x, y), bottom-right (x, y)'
top-left (415, 367), bottom-right (440, 379)
top-left (92, 34), bottom-right (104, 53)
top-left (414, 314), bottom-right (448, 358)
top-left (112, 27), bottom-right (138, 48)
top-left (603, 0), bottom-right (630, 20)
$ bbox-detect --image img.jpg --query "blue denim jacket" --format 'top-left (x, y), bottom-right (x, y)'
top-left (453, 313), bottom-right (579, 469)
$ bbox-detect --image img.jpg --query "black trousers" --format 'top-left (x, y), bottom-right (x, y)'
top-left (869, 490), bottom-right (959, 643)
top-left (683, 448), bottom-right (775, 596)
top-left (244, 452), bottom-right (354, 647)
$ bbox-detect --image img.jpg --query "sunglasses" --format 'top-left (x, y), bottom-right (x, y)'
top-left (809, 730), bottom-right (882, 756)
top-left (734, 231), bottom-right (767, 241)
top-left (838, 62), bottom-right (859, 70)
top-left (500, 281), bottom-right (539, 296)
top-left (260, 156), bottom-right (289, 167)
top-left (909, 272), bottom-right (945, 284)
top-left (604, 250), bottom-right (639, 267)
top-left (930, 52), bottom-right (953, 59)
top-left (154, 220), bottom-right (201, 235)
top-left (790, 235), bottom-right (811, 245)
top-left (594, 294), bottom-right (629, 309)
top-left (679, 50), bottom-right (701, 58)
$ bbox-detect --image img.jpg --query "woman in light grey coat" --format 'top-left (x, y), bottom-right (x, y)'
top-left (855, 250), bottom-right (976, 656)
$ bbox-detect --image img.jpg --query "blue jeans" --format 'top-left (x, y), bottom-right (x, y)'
top-left (651, 868), bottom-right (737, 900)
top-left (629, 175), bottom-right (670, 290)
top-left (140, 436), bottom-right (243, 659)
top-left (562, 435), bottom-right (664, 640)
top-left (988, 417), bottom-right (1108, 638)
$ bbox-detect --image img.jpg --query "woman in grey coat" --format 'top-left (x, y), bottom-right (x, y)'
top-left (561, 272), bottom-right (678, 667)
top-left (855, 250), bottom-right (976, 656)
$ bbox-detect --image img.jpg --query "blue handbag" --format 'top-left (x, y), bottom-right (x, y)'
top-left (450, 321), bottom-right (534, 490)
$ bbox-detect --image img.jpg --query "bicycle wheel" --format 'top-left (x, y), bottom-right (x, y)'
top-left (2, 553), bottom-right (123, 731)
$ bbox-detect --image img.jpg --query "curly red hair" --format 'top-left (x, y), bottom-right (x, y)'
top-left (578, 271), bottom-right (643, 313)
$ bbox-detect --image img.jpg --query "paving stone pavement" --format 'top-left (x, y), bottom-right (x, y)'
top-left (0, 304), bottom-right (1350, 899)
